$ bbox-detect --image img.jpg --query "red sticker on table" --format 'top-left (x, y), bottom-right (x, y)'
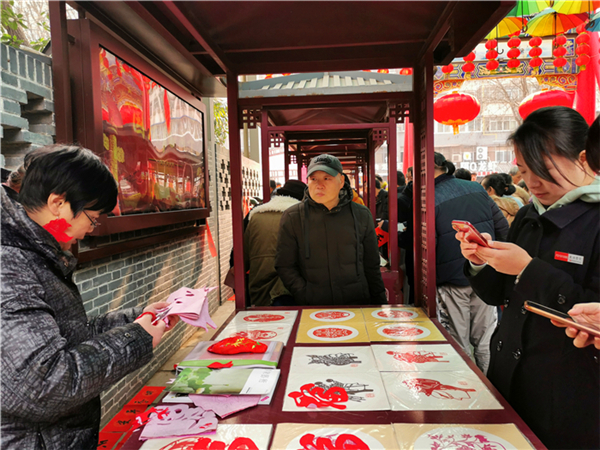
top-left (383, 326), bottom-right (423, 337)
top-left (315, 311), bottom-right (351, 320)
top-left (231, 330), bottom-right (278, 340)
top-left (243, 314), bottom-right (285, 322)
top-left (313, 327), bottom-right (353, 338)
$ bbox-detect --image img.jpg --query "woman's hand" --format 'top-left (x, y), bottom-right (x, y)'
top-left (475, 240), bottom-right (533, 276)
top-left (551, 303), bottom-right (600, 350)
top-left (455, 231), bottom-right (490, 266)
top-left (134, 313), bottom-right (166, 348)
top-left (143, 301), bottom-right (180, 330)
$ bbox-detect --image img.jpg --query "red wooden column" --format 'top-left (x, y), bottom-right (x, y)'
top-left (261, 110), bottom-right (271, 203)
top-left (387, 115), bottom-right (399, 272)
top-left (413, 53), bottom-right (437, 317)
top-left (284, 141), bottom-right (290, 181)
top-left (227, 73), bottom-right (246, 310)
top-left (368, 141), bottom-right (376, 220)
top-left (48, 1), bottom-right (74, 143)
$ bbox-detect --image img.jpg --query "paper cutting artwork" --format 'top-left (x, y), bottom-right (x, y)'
top-left (234, 310), bottom-right (298, 325)
top-left (392, 423), bottom-right (535, 450)
top-left (381, 372), bottom-right (502, 411)
top-left (302, 309), bottom-right (361, 323)
top-left (371, 344), bottom-right (469, 372)
top-left (271, 423), bottom-right (399, 450)
top-left (283, 372), bottom-right (390, 412)
top-left (139, 424), bottom-right (272, 450)
top-left (160, 286), bottom-right (217, 330)
top-left (218, 323), bottom-right (292, 345)
top-left (139, 404), bottom-right (218, 440)
top-left (362, 307), bottom-right (429, 322)
top-left (290, 346), bottom-right (378, 374)
top-left (366, 321), bottom-right (446, 342)
top-left (296, 322), bottom-right (369, 344)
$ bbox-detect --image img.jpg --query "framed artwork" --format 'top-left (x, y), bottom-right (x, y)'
top-left (290, 346), bottom-right (379, 374)
top-left (371, 344), bottom-right (469, 372)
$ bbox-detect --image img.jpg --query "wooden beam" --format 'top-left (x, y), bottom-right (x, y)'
top-left (416, 1), bottom-right (459, 63)
top-left (162, 1), bottom-right (235, 74)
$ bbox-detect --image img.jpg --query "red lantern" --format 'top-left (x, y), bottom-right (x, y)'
top-left (553, 47), bottom-right (567, 57)
top-left (576, 54), bottom-right (591, 69)
top-left (507, 36), bottom-right (521, 72)
top-left (553, 57), bottom-right (567, 68)
top-left (265, 74), bottom-right (273, 79)
top-left (441, 64), bottom-right (454, 74)
top-left (507, 59), bottom-right (520, 69)
top-left (485, 39), bottom-right (499, 72)
top-left (552, 34), bottom-right (567, 71)
top-left (377, 69), bottom-right (390, 73)
top-left (576, 33), bottom-right (590, 45)
top-left (434, 91), bottom-right (481, 135)
top-left (529, 37), bottom-right (543, 72)
top-left (576, 26), bottom-right (591, 70)
top-left (518, 90), bottom-right (574, 120)
top-left (399, 68), bottom-right (413, 75)
top-left (462, 52), bottom-right (476, 76)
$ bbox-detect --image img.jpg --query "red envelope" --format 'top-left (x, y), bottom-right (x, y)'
top-left (207, 337), bottom-right (267, 354)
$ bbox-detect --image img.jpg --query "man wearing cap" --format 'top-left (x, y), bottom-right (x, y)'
top-left (244, 180), bottom-right (307, 306)
top-left (276, 154), bottom-right (386, 305)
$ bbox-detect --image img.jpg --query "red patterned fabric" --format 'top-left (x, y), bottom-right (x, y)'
top-left (207, 337), bottom-right (267, 354)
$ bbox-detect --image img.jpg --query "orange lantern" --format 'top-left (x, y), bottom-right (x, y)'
top-left (518, 89), bottom-right (574, 120)
top-left (434, 91), bottom-right (481, 135)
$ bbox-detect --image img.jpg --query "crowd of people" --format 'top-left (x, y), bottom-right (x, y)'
top-left (1, 107), bottom-right (599, 449)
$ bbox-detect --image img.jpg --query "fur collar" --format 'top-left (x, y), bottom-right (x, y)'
top-left (248, 195), bottom-right (300, 221)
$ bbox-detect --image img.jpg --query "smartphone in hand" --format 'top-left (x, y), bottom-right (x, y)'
top-left (524, 301), bottom-right (600, 338)
top-left (451, 220), bottom-right (490, 248)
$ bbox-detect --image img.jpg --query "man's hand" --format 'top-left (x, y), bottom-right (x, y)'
top-left (134, 313), bottom-right (166, 348)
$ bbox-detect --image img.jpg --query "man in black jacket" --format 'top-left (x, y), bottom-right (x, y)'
top-left (275, 154), bottom-right (386, 305)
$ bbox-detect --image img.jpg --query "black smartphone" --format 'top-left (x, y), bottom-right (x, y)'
top-left (524, 301), bottom-right (600, 338)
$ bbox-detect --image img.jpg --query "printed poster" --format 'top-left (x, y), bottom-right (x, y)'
top-left (299, 308), bottom-right (365, 326)
top-left (233, 310), bottom-right (298, 326)
top-left (296, 321), bottom-right (369, 344)
top-left (217, 322), bottom-right (292, 345)
top-left (363, 306), bottom-right (430, 322)
top-left (371, 344), bottom-right (469, 372)
top-left (138, 424), bottom-right (272, 450)
top-left (366, 321), bottom-right (446, 342)
top-left (290, 346), bottom-right (379, 374)
top-left (381, 371), bottom-right (503, 411)
top-left (271, 423), bottom-right (399, 450)
top-left (392, 423), bottom-right (535, 450)
top-left (283, 372), bottom-right (390, 412)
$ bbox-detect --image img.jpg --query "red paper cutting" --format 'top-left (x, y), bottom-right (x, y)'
top-left (208, 337), bottom-right (267, 354)
top-left (158, 436), bottom-right (260, 450)
top-left (375, 227), bottom-right (389, 247)
top-left (207, 361), bottom-right (234, 369)
top-left (288, 383), bottom-right (349, 410)
top-left (299, 433), bottom-right (371, 450)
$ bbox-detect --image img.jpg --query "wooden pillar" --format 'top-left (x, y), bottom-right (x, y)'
top-left (284, 141), bottom-right (290, 181)
top-left (227, 73), bottom-right (246, 310)
top-left (368, 143), bottom-right (377, 220)
top-left (388, 116), bottom-right (398, 272)
top-left (413, 53), bottom-right (437, 317)
top-left (48, 1), bottom-right (74, 143)
top-left (261, 110), bottom-right (271, 203)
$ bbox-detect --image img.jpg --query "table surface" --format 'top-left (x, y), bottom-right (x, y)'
top-left (122, 305), bottom-right (547, 449)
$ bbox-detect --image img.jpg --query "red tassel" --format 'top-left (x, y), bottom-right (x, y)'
top-left (43, 218), bottom-right (72, 243)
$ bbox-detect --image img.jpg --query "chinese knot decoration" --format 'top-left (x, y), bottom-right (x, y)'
top-left (433, 91), bottom-right (481, 135)
top-left (529, 36), bottom-right (543, 70)
top-left (506, 36), bottom-right (521, 71)
top-left (485, 39), bottom-right (499, 71)
top-left (552, 34), bottom-right (568, 70)
top-left (575, 23), bottom-right (591, 70)
top-left (462, 51), bottom-right (476, 76)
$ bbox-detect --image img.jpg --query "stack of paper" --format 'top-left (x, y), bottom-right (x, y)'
top-left (158, 286), bottom-right (217, 330)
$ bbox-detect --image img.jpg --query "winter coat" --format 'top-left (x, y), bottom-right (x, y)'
top-left (467, 200), bottom-right (600, 450)
top-left (375, 189), bottom-right (389, 221)
top-left (276, 182), bottom-right (386, 305)
top-left (435, 174), bottom-right (509, 286)
top-left (244, 195), bottom-right (300, 306)
top-left (489, 194), bottom-right (520, 225)
top-left (0, 189), bottom-right (153, 450)
top-left (513, 184), bottom-right (530, 206)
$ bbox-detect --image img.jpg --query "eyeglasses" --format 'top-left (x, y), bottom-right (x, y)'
top-left (82, 211), bottom-right (101, 229)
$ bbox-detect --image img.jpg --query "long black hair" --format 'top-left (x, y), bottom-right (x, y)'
top-left (19, 145), bottom-right (118, 215)
top-left (508, 106), bottom-right (589, 184)
top-left (482, 173), bottom-right (516, 197)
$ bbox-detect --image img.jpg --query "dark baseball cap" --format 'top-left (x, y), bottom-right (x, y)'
top-left (307, 154), bottom-right (344, 177)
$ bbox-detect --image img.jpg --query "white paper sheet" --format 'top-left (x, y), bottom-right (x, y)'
top-left (290, 346), bottom-right (379, 374)
top-left (381, 371), bottom-right (503, 411)
top-left (371, 344), bottom-right (469, 372)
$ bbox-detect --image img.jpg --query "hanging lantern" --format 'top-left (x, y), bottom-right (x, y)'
top-left (575, 23), bottom-right (591, 70)
top-left (507, 36), bottom-right (522, 71)
top-left (265, 74), bottom-right (273, 79)
top-left (529, 36), bottom-right (544, 70)
top-left (377, 69), bottom-right (390, 73)
top-left (552, 34), bottom-right (568, 70)
top-left (399, 68), bottom-right (413, 75)
top-left (518, 89), bottom-right (574, 120)
top-left (462, 51), bottom-right (476, 76)
top-left (485, 39), bottom-right (499, 72)
top-left (441, 64), bottom-right (454, 76)
top-left (434, 91), bottom-right (481, 135)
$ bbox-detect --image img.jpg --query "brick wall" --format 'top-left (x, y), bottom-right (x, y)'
top-left (0, 49), bottom-right (266, 424)
top-left (0, 44), bottom-right (54, 169)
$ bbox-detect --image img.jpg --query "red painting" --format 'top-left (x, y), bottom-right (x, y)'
top-left (159, 436), bottom-right (259, 450)
top-left (242, 314), bottom-right (285, 323)
top-left (313, 328), bottom-right (354, 339)
top-left (382, 326), bottom-right (423, 337)
top-left (376, 310), bottom-right (414, 319)
top-left (314, 311), bottom-right (351, 320)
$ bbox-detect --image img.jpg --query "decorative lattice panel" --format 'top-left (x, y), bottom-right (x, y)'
top-left (389, 102), bottom-right (410, 124)
top-left (269, 132), bottom-right (285, 147)
top-left (372, 127), bottom-right (388, 144)
top-left (240, 108), bottom-right (261, 129)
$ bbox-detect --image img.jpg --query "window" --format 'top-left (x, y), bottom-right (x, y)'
top-left (495, 150), bottom-right (514, 163)
top-left (487, 118), bottom-right (518, 132)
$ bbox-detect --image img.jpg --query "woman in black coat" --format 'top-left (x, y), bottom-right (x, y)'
top-left (456, 107), bottom-right (599, 450)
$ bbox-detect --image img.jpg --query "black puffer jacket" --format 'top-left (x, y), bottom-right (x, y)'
top-left (0, 189), bottom-right (153, 450)
top-left (435, 174), bottom-right (508, 286)
top-left (276, 181), bottom-right (386, 305)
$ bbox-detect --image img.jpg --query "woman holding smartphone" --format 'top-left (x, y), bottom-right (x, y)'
top-left (456, 107), bottom-right (599, 450)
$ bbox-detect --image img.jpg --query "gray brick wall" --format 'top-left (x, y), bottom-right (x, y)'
top-left (0, 44), bottom-right (54, 169)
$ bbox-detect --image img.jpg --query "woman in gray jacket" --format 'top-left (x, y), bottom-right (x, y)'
top-left (1, 145), bottom-right (172, 449)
